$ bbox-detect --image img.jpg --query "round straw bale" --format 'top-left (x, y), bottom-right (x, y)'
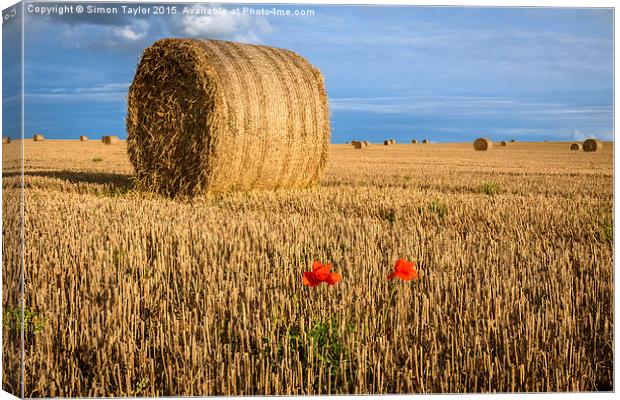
top-left (583, 138), bottom-right (602, 152)
top-left (80, 135), bottom-right (88, 141)
top-left (384, 140), bottom-right (390, 146)
top-left (473, 137), bottom-right (492, 151)
top-left (510, 139), bottom-right (516, 143)
top-left (127, 38), bottom-right (330, 197)
top-left (33, 134), bottom-right (44, 142)
top-left (362, 141), bottom-right (369, 147)
top-left (570, 142), bottom-right (582, 151)
top-left (103, 135), bottom-right (119, 145)
top-left (422, 139), bottom-right (429, 144)
top-left (2, 137), bottom-right (10, 144)
top-left (500, 141), bottom-right (507, 146)
top-left (411, 139), bottom-right (417, 144)
top-left (351, 141), bottom-right (363, 149)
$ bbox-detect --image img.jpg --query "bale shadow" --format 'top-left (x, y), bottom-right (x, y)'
top-left (4, 170), bottom-right (134, 190)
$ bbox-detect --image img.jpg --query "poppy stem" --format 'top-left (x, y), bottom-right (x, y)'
top-left (380, 282), bottom-right (398, 332)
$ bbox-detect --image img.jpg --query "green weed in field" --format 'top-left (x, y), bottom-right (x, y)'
top-left (481, 181), bottom-right (500, 196)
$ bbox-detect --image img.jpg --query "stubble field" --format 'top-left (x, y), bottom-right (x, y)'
top-left (2, 140), bottom-right (614, 396)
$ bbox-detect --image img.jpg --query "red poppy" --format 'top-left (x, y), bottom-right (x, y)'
top-left (387, 258), bottom-right (418, 281)
top-left (303, 261), bottom-right (342, 286)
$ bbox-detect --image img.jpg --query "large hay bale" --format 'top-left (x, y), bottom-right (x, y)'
top-left (583, 138), bottom-right (602, 152)
top-left (351, 141), bottom-right (363, 149)
top-left (411, 139), bottom-right (417, 144)
top-left (33, 134), bottom-right (44, 142)
top-left (362, 141), bottom-right (369, 147)
top-left (2, 137), bottom-right (10, 144)
top-left (500, 141), bottom-right (507, 146)
top-left (101, 136), bottom-right (107, 143)
top-left (80, 135), bottom-right (88, 141)
top-left (384, 140), bottom-right (391, 146)
top-left (473, 137), bottom-right (492, 151)
top-left (570, 142), bottom-right (582, 151)
top-left (127, 38), bottom-right (330, 197)
top-left (422, 139), bottom-right (429, 144)
top-left (103, 135), bottom-right (119, 145)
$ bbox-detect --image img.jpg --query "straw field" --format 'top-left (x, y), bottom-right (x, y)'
top-left (2, 140), bottom-right (614, 396)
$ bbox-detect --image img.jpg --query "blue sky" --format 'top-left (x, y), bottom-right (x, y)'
top-left (2, 3), bottom-right (614, 143)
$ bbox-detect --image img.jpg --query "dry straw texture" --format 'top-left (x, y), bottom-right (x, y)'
top-left (351, 141), bottom-right (363, 149)
top-left (6, 140), bottom-right (613, 396)
top-left (473, 138), bottom-right (492, 151)
top-left (103, 136), bottom-right (120, 145)
top-left (362, 141), bottom-right (369, 147)
top-left (80, 136), bottom-right (88, 141)
top-left (127, 38), bottom-right (330, 197)
top-left (9, 141), bottom-right (613, 396)
top-left (583, 139), bottom-right (603, 152)
top-left (570, 143), bottom-right (582, 151)
top-left (33, 134), bottom-right (44, 142)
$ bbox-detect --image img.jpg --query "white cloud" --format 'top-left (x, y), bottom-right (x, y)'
top-left (169, 5), bottom-right (273, 43)
top-left (330, 94), bottom-right (613, 122)
top-left (28, 83), bottom-right (130, 102)
top-left (112, 20), bottom-right (150, 41)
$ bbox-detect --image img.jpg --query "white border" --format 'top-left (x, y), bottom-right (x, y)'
top-left (0, 1), bottom-right (616, 400)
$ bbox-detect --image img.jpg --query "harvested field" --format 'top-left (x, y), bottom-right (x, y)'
top-left (2, 140), bottom-right (614, 396)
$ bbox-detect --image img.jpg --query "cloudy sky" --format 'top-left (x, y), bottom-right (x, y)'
top-left (2, 3), bottom-right (614, 142)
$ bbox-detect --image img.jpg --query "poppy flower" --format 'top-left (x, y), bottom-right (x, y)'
top-left (303, 261), bottom-right (342, 286)
top-left (387, 258), bottom-right (418, 281)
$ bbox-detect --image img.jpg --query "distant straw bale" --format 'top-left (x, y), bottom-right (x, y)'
top-left (351, 141), bottom-right (363, 149)
top-left (2, 137), bottom-right (10, 144)
top-left (422, 139), bottom-right (429, 144)
top-left (510, 139), bottom-right (516, 143)
top-left (103, 136), bottom-right (120, 145)
top-left (384, 140), bottom-right (390, 146)
top-left (583, 138), bottom-right (602, 152)
top-left (33, 134), bottom-right (44, 142)
top-left (570, 143), bottom-right (582, 151)
top-left (80, 136), bottom-right (88, 141)
top-left (473, 137), bottom-right (492, 151)
top-left (127, 38), bottom-right (330, 197)
top-left (500, 141), bottom-right (507, 146)
top-left (411, 139), bottom-right (418, 144)
top-left (362, 141), bottom-right (369, 147)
